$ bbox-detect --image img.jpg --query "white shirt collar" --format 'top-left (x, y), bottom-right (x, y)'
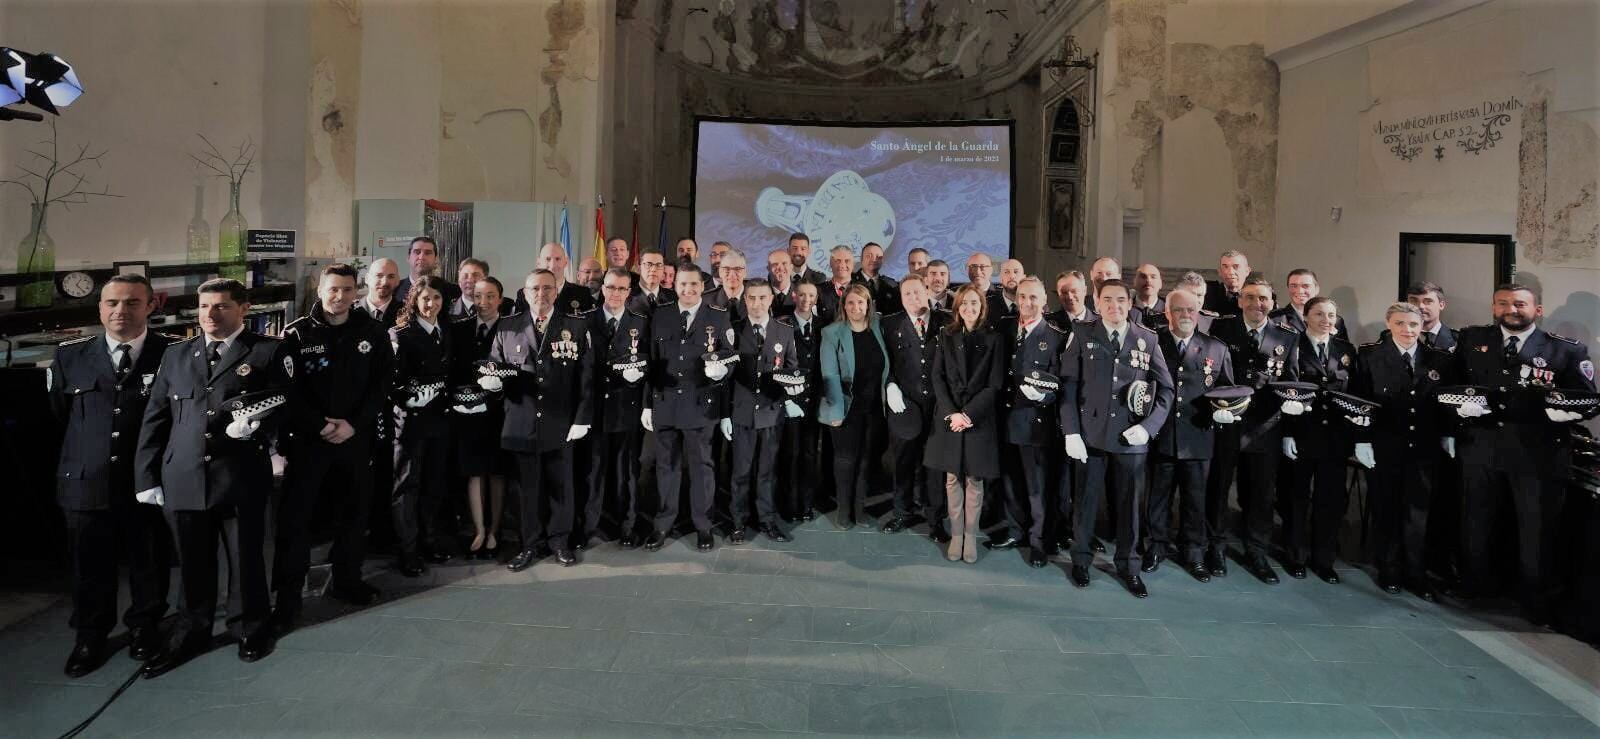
top-left (417, 317), bottom-right (439, 334)
top-left (1101, 320), bottom-right (1129, 342)
top-left (476, 314), bottom-right (498, 329)
top-left (366, 295), bottom-right (391, 314)
top-left (751, 317), bottom-right (768, 333)
top-left (206, 323), bottom-right (247, 353)
top-left (1068, 308), bottom-right (1089, 322)
top-left (1019, 315), bottom-right (1040, 334)
top-left (1244, 316), bottom-right (1270, 332)
top-left (678, 301), bottom-right (701, 325)
top-left (106, 330), bottom-right (149, 363)
top-left (1392, 340), bottom-right (1416, 358)
top-left (1500, 324), bottom-right (1534, 344)
top-left (602, 304), bottom-right (625, 322)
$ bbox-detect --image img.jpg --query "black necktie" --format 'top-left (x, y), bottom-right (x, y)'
top-left (607, 316), bottom-right (618, 337)
top-left (207, 341), bottom-right (222, 371)
top-left (1421, 331), bottom-right (1434, 347)
top-left (535, 315), bottom-right (548, 346)
top-left (115, 344), bottom-right (132, 380)
top-left (1177, 339), bottom-right (1187, 356)
top-left (755, 324), bottom-right (765, 346)
top-left (681, 311), bottom-right (691, 335)
top-left (476, 323), bottom-right (489, 342)
top-left (1404, 350), bottom-right (1415, 377)
top-left (1504, 335), bottom-right (1520, 363)
top-left (1317, 342), bottom-right (1327, 364)
top-left (1109, 330), bottom-right (1120, 351)
top-left (1248, 328), bottom-right (1260, 348)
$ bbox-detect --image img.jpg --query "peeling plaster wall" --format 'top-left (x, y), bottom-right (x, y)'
top-left (1276, 0), bottom-right (1599, 344)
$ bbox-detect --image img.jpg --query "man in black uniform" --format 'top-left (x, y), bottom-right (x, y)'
top-left (642, 263), bottom-right (734, 552)
top-left (788, 232), bottom-right (828, 286)
top-left (1145, 288), bottom-right (1236, 582)
top-left (1451, 283), bottom-right (1595, 624)
top-left (1269, 268), bottom-right (1348, 338)
top-left (985, 258), bottom-right (1024, 327)
top-left (135, 278), bottom-right (293, 677)
top-left (816, 245), bottom-right (858, 324)
top-left (360, 258), bottom-right (403, 553)
top-left (777, 282), bottom-right (826, 521)
top-left (513, 243), bottom-right (597, 315)
top-left (1205, 277), bottom-right (1305, 584)
top-left (880, 275), bottom-right (951, 539)
top-left (998, 277), bottom-right (1070, 567)
top-left (1059, 279), bottom-right (1174, 597)
top-left (1130, 263), bottom-right (1166, 330)
top-left (705, 248), bottom-right (750, 327)
top-left (274, 264), bottom-right (394, 624)
top-left (1378, 280), bottom-right (1458, 350)
top-left (628, 250), bottom-right (677, 314)
top-left (361, 258), bottom-right (403, 327)
top-left (726, 279), bottom-right (800, 544)
top-left (1046, 270), bottom-right (1095, 327)
top-left (485, 269), bottom-right (594, 569)
top-left (586, 268), bottom-right (651, 547)
top-left (1203, 250), bottom-right (1251, 318)
top-left (50, 274), bottom-right (173, 677)
top-left (853, 242), bottom-right (901, 308)
top-left (395, 236), bottom-right (460, 306)
top-left (766, 248), bottom-right (800, 319)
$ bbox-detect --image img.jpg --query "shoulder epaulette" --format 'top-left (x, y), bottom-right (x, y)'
top-left (173, 334), bottom-right (201, 345)
top-left (59, 335), bottom-right (94, 347)
top-left (1199, 308), bottom-right (1219, 316)
top-left (153, 331), bottom-right (181, 341)
top-left (1359, 341), bottom-right (1381, 349)
top-left (1547, 332), bottom-right (1579, 344)
top-left (626, 308), bottom-right (648, 319)
top-left (707, 304), bottom-right (729, 312)
top-left (1044, 322), bottom-right (1067, 334)
top-left (775, 316), bottom-right (797, 327)
top-left (450, 315), bottom-right (476, 325)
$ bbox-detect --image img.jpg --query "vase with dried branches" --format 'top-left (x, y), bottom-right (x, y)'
top-left (1, 119), bottom-right (119, 309)
top-left (191, 135), bottom-right (254, 283)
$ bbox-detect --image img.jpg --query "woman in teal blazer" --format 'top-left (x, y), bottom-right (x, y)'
top-left (819, 283), bottom-right (891, 528)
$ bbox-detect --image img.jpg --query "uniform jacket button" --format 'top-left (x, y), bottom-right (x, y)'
top-left (109, 455), bottom-right (118, 462)
top-left (111, 431), bottom-right (120, 439)
top-left (203, 455), bottom-right (212, 462)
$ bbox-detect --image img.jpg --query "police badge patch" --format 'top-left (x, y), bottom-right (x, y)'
top-left (283, 356), bottom-right (294, 378)
top-left (1341, 354), bottom-right (1351, 367)
top-left (726, 328), bottom-right (736, 346)
top-left (1428, 369), bottom-right (1440, 381)
top-left (1581, 360), bottom-right (1595, 382)
top-left (237, 364), bottom-right (252, 377)
top-left (1533, 356), bottom-right (1547, 368)
top-left (357, 339), bottom-right (372, 354)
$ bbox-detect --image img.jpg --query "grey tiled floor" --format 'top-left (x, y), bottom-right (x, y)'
top-left (3, 517), bottom-right (1597, 738)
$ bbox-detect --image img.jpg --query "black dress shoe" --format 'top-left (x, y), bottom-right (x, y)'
top-left (1091, 539), bottom-right (1107, 554)
top-left (1310, 564), bottom-right (1340, 584)
top-left (1185, 560), bottom-right (1212, 583)
top-left (1205, 550), bottom-right (1228, 578)
top-left (64, 638), bottom-right (107, 678)
top-left (141, 635), bottom-right (208, 679)
top-left (128, 627), bottom-right (162, 662)
top-left (554, 548), bottom-right (577, 566)
top-left (507, 549), bottom-right (540, 572)
top-left (423, 549), bottom-right (453, 565)
top-left (1286, 562), bottom-right (1308, 580)
top-left (1377, 578), bottom-right (1403, 595)
top-left (761, 524), bottom-right (792, 543)
top-left (1140, 551), bottom-right (1165, 574)
top-left (986, 535), bottom-right (1022, 551)
top-left (881, 516), bottom-right (909, 534)
top-left (1407, 580), bottom-right (1437, 602)
top-left (644, 531), bottom-right (666, 551)
top-left (929, 524), bottom-right (951, 544)
top-left (728, 528), bottom-right (748, 545)
top-left (238, 633), bottom-right (274, 663)
top-left (1029, 549), bottom-right (1048, 568)
top-left (270, 604), bottom-right (300, 636)
top-left (326, 580), bottom-right (380, 606)
top-left (571, 538), bottom-right (589, 552)
top-left (801, 508), bottom-right (817, 522)
top-left (1070, 565), bottom-right (1092, 588)
top-left (619, 533), bottom-right (640, 549)
top-left (1121, 572), bottom-right (1150, 599)
top-left (398, 553), bottom-right (425, 578)
top-left (1245, 554), bottom-right (1280, 585)
top-left (696, 530), bottom-right (715, 551)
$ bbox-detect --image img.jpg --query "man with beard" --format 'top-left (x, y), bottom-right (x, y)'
top-left (1131, 263), bottom-right (1166, 330)
top-left (788, 232), bottom-right (827, 285)
top-left (880, 275), bottom-right (951, 539)
top-left (925, 260), bottom-right (954, 310)
top-left (986, 259), bottom-right (1026, 327)
top-left (854, 242), bottom-right (901, 308)
top-left (361, 258), bottom-right (403, 327)
top-left (906, 247), bottom-right (931, 277)
top-left (766, 248), bottom-right (799, 319)
top-left (395, 237), bottom-right (460, 305)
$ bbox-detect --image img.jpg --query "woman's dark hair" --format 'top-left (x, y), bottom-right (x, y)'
top-left (396, 275), bottom-right (450, 328)
top-left (945, 283), bottom-right (989, 336)
top-left (833, 283), bottom-right (874, 324)
top-left (476, 275), bottom-right (504, 299)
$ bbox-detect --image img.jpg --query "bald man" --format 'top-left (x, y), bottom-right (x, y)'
top-left (1131, 263), bottom-right (1166, 330)
top-left (577, 258), bottom-right (605, 296)
top-left (1088, 257), bottom-right (1121, 298)
top-left (515, 243), bottom-right (597, 315)
top-left (361, 258), bottom-right (402, 328)
top-left (986, 258), bottom-right (1025, 327)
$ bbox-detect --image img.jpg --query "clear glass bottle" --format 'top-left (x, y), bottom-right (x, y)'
top-left (186, 183), bottom-right (211, 290)
top-left (217, 181), bottom-right (247, 282)
top-left (16, 203), bottom-right (55, 309)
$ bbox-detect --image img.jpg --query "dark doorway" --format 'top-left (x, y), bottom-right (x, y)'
top-left (1398, 232), bottom-right (1515, 326)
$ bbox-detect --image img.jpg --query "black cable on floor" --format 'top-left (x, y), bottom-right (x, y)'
top-left (57, 663), bottom-right (143, 739)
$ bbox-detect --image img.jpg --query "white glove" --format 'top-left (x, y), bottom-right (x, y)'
top-left (1546, 408), bottom-right (1584, 423)
top-left (405, 386), bottom-right (438, 409)
top-left (719, 418), bottom-right (733, 440)
top-left (784, 383), bottom-right (805, 396)
top-left (1064, 434), bottom-right (1089, 463)
top-left (1020, 385), bottom-right (1046, 402)
top-left (566, 424), bottom-right (590, 442)
top-left (1212, 409), bottom-right (1237, 425)
top-left (621, 367), bottom-right (645, 384)
top-left (640, 408), bottom-right (654, 432)
top-left (1345, 415), bottom-right (1372, 428)
top-left (1282, 437), bottom-right (1299, 460)
top-left (1455, 404), bottom-right (1490, 419)
top-left (452, 403), bottom-right (488, 415)
top-left (135, 486), bottom-right (165, 506)
top-left (704, 362), bottom-right (729, 381)
top-left (1355, 442), bottom-right (1376, 469)
top-left (1442, 437), bottom-right (1456, 458)
top-left (478, 375), bottom-right (503, 392)
top-left (886, 382), bottom-right (907, 414)
top-left (1281, 400), bottom-right (1307, 416)
top-left (225, 417), bottom-right (260, 440)
top-left (1121, 425), bottom-right (1150, 446)
top-left (784, 400), bottom-right (803, 418)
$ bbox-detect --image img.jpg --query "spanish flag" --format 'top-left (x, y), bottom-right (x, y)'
top-left (593, 195), bottom-right (607, 268)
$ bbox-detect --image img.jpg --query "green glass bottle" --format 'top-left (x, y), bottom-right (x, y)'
top-left (186, 183), bottom-right (212, 291)
top-left (218, 181), bottom-right (247, 282)
top-left (16, 203), bottom-right (55, 309)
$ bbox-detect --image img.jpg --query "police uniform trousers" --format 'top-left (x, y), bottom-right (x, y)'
top-left (514, 447), bottom-right (574, 551)
top-left (590, 428), bottom-right (643, 536)
top-left (276, 437), bottom-right (373, 601)
top-left (1147, 456), bottom-right (1210, 564)
top-left (890, 426), bottom-right (944, 523)
top-left (166, 501), bottom-right (270, 640)
top-left (393, 429), bottom-right (450, 558)
top-left (731, 424), bottom-right (782, 528)
top-left (1284, 455), bottom-right (1347, 569)
top-left (1460, 432), bottom-right (1565, 612)
top-left (1002, 443), bottom-right (1051, 549)
top-left (778, 417), bottom-right (824, 517)
top-left (654, 426), bottom-right (717, 534)
top-left (571, 435), bottom-right (598, 540)
top-left (1072, 449), bottom-right (1146, 572)
top-left (1052, 455), bottom-right (1085, 549)
top-left (64, 497), bottom-right (171, 640)
top-left (1369, 447), bottom-right (1436, 583)
top-left (1207, 428), bottom-right (1279, 558)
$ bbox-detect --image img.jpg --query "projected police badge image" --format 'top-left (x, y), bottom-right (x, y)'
top-left (694, 120), bottom-right (1012, 277)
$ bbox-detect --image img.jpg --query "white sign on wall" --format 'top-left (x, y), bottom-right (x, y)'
top-left (1359, 81), bottom-right (1523, 197)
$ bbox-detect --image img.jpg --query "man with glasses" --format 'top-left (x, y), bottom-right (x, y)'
top-left (628, 250), bottom-right (676, 313)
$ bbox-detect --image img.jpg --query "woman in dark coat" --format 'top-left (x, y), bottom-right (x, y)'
top-left (817, 283), bottom-right (891, 529)
top-left (925, 284), bottom-right (1005, 562)
top-left (389, 276), bottom-right (454, 576)
top-left (1280, 296), bottom-right (1358, 583)
top-left (448, 276), bottom-right (508, 560)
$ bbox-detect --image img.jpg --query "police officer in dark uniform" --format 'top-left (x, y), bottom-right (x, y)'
top-left (880, 275), bottom-right (951, 539)
top-left (778, 282), bottom-right (826, 522)
top-left (1450, 283), bottom-right (1596, 624)
top-left (816, 246), bottom-right (860, 326)
top-left (726, 279), bottom-right (800, 544)
top-left (705, 249), bottom-right (752, 329)
top-left (1351, 302), bottom-right (1456, 601)
top-left (1206, 277), bottom-right (1304, 584)
top-left (853, 242), bottom-right (901, 309)
top-left (642, 263), bottom-right (734, 552)
top-left (484, 269), bottom-right (594, 570)
top-left (135, 278), bottom-right (293, 677)
top-left (1278, 296), bottom-right (1356, 583)
top-left (627, 250), bottom-right (677, 315)
top-left (1269, 269), bottom-right (1349, 338)
top-left (51, 274), bottom-right (173, 677)
top-left (1202, 250), bottom-right (1252, 318)
top-left (998, 277), bottom-right (1069, 567)
top-left (1145, 287), bottom-right (1235, 582)
top-left (514, 242), bottom-right (598, 316)
top-left (1059, 279), bottom-right (1174, 597)
top-left (274, 264), bottom-right (394, 625)
top-left (788, 232), bottom-right (828, 286)
top-left (586, 268), bottom-right (651, 548)
top-left (391, 276), bottom-right (457, 576)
